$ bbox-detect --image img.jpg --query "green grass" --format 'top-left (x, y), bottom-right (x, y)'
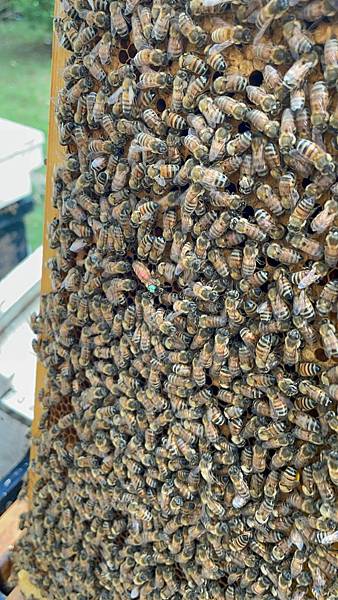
top-left (0, 19), bottom-right (52, 251)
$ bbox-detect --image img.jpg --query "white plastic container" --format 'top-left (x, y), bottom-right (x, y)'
top-left (0, 118), bottom-right (45, 210)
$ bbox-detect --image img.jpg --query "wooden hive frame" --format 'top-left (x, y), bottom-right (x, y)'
top-left (16, 2), bottom-right (65, 596)
top-left (28, 4), bottom-right (338, 494)
top-left (28, 0), bottom-right (67, 503)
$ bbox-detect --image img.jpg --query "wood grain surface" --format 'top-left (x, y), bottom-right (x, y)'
top-left (29, 0), bottom-right (67, 503)
top-left (0, 500), bottom-right (27, 557)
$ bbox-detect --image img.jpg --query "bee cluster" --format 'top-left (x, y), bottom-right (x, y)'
top-left (13, 0), bottom-right (338, 598)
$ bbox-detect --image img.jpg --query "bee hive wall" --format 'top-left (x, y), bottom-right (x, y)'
top-left (14, 0), bottom-right (338, 598)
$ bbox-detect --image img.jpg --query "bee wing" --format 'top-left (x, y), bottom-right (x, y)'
top-left (311, 211), bottom-right (329, 234)
top-left (89, 39), bottom-right (100, 60)
top-left (107, 86), bottom-right (123, 104)
top-left (321, 530), bottom-right (338, 545)
top-left (253, 17), bottom-right (274, 45)
top-left (289, 526), bottom-right (304, 550)
top-left (209, 139), bottom-right (225, 162)
top-left (132, 31), bottom-right (150, 51)
top-left (69, 238), bottom-right (88, 252)
top-left (90, 155), bottom-right (107, 169)
top-left (128, 83), bottom-right (135, 105)
top-left (155, 175), bottom-right (166, 186)
top-left (297, 268), bottom-right (318, 289)
top-left (209, 41), bottom-right (233, 55)
top-left (137, 65), bottom-right (153, 73)
top-left (124, 0), bottom-right (139, 16)
top-left (201, 0), bottom-right (225, 5)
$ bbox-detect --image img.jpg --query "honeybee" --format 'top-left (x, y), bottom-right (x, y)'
top-left (282, 51), bottom-right (318, 91)
top-left (283, 19), bottom-right (314, 58)
top-left (293, 289), bottom-right (315, 320)
top-left (312, 200), bottom-right (338, 235)
top-left (255, 0), bottom-right (289, 43)
top-left (167, 18), bottom-right (184, 60)
top-left (227, 131), bottom-right (252, 156)
top-left (152, 5), bottom-right (172, 42)
top-left (133, 48), bottom-right (168, 68)
top-left (261, 66), bottom-right (283, 98)
top-left (246, 85), bottom-right (278, 113)
top-left (320, 502), bottom-right (338, 523)
top-left (138, 71), bottom-right (173, 90)
top-left (68, 78), bottom-right (93, 107)
top-left (324, 37), bottom-right (338, 86)
top-left (206, 99), bottom-right (244, 128)
top-left (272, 269), bottom-right (292, 303)
top-left (271, 446), bottom-right (294, 470)
top-left (229, 465), bottom-right (250, 508)
top-left (131, 11), bottom-right (150, 51)
top-left (241, 241), bottom-right (258, 278)
top-left (310, 80), bottom-right (330, 130)
top-left (178, 53), bottom-right (207, 76)
top-left (302, 0), bottom-right (338, 22)
top-left (187, 114), bottom-right (213, 145)
top-left (246, 109), bottom-right (279, 138)
top-left (135, 132), bottom-right (167, 155)
top-left (255, 496), bottom-right (275, 525)
top-left (324, 227), bottom-right (338, 267)
top-left (84, 54), bottom-right (107, 84)
top-left (178, 12), bottom-right (207, 46)
top-left (199, 96), bottom-right (228, 128)
top-left (279, 108), bottom-right (297, 153)
top-left (320, 320), bottom-right (338, 358)
top-left (224, 290), bottom-right (246, 326)
top-left (251, 441), bottom-right (267, 473)
top-left (256, 183), bottom-right (284, 216)
top-left (230, 217), bottom-right (267, 242)
top-left (267, 386), bottom-right (289, 419)
top-left (255, 333), bottom-right (274, 370)
top-left (287, 232), bottom-right (323, 261)
top-left (209, 127), bottom-right (231, 162)
top-left (191, 165), bottom-right (229, 190)
top-left (289, 409), bottom-right (321, 435)
top-left (183, 74), bottom-right (209, 110)
top-left (204, 44), bottom-right (227, 72)
top-left (214, 74), bottom-right (248, 96)
top-left (293, 108), bottom-right (311, 143)
top-left (313, 461), bottom-right (335, 503)
top-left (316, 279), bottom-right (338, 316)
top-left (184, 134), bottom-right (209, 162)
top-left (289, 89), bottom-right (306, 117)
top-left (298, 362), bottom-right (321, 377)
top-left (110, 1), bottom-right (129, 38)
top-left (329, 101), bottom-right (338, 132)
top-left (210, 25), bottom-right (251, 53)
top-left (251, 134), bottom-right (268, 177)
top-left (238, 153), bottom-right (254, 195)
top-left (192, 281), bottom-right (219, 302)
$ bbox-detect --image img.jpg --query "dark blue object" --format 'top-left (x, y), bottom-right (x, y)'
top-left (0, 195), bottom-right (34, 279)
top-left (0, 450), bottom-right (29, 515)
top-left (0, 591), bottom-right (7, 599)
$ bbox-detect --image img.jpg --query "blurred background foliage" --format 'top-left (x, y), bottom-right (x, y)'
top-left (0, 0), bottom-right (53, 250)
top-left (14, 0), bottom-right (53, 28)
top-left (0, 0), bottom-right (53, 28)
